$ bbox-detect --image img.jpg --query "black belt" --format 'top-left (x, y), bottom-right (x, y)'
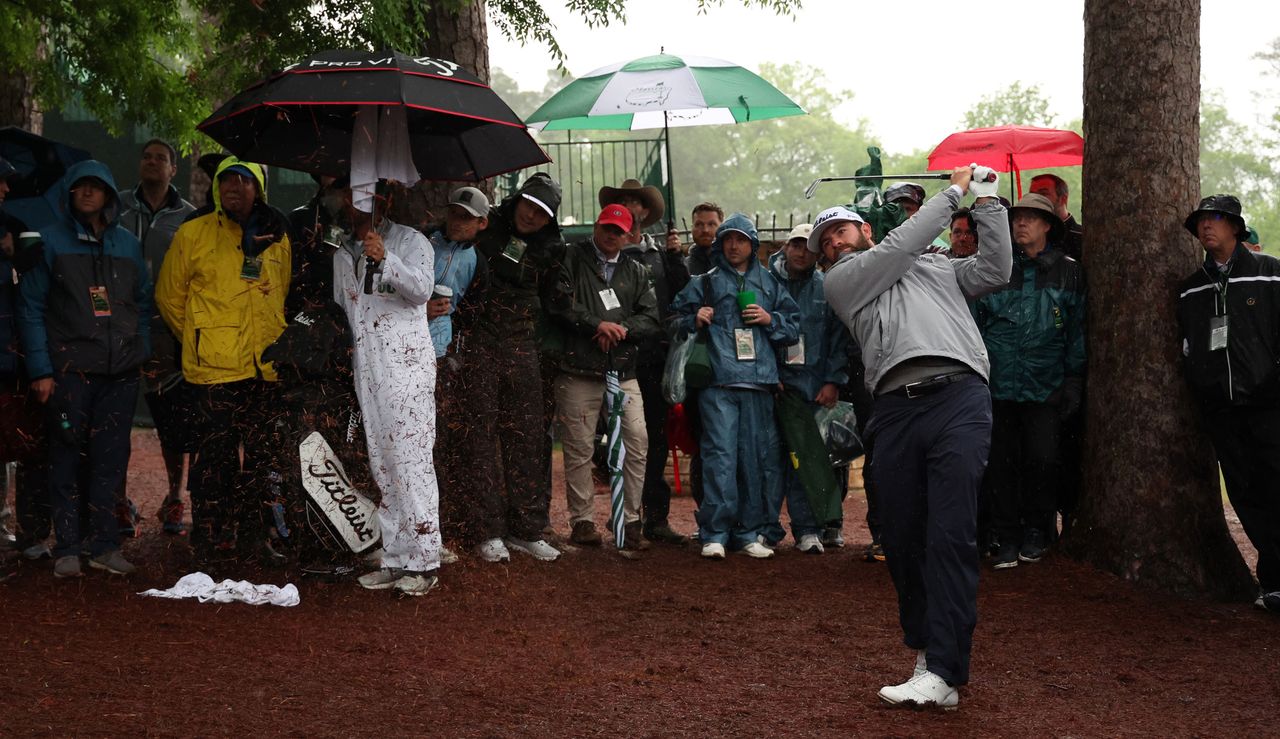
top-left (882, 370), bottom-right (975, 399)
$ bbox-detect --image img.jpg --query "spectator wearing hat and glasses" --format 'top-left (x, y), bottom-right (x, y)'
top-left (1177, 194), bottom-right (1280, 615)
top-left (974, 193), bottom-right (1086, 570)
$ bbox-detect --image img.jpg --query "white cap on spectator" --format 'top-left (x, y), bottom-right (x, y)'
top-left (449, 186), bottom-right (490, 217)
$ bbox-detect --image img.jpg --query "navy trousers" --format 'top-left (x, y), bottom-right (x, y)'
top-left (865, 376), bottom-right (991, 686)
top-left (1204, 404), bottom-right (1280, 593)
top-left (47, 371), bottom-right (138, 559)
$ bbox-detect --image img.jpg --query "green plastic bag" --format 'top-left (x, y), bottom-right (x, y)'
top-left (775, 389), bottom-right (840, 524)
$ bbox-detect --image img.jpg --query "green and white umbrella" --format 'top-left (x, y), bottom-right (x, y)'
top-left (526, 53), bottom-right (804, 132)
top-left (526, 53), bottom-right (804, 225)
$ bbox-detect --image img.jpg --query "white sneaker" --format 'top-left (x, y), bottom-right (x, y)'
top-left (756, 534), bottom-right (776, 550)
top-left (504, 537), bottom-right (560, 561)
top-left (394, 573), bottom-right (439, 597)
top-left (913, 650), bottom-right (928, 679)
top-left (701, 542), bottom-right (726, 559)
top-left (878, 671), bottom-right (958, 710)
top-left (357, 567), bottom-right (404, 590)
top-left (439, 546), bottom-right (460, 565)
top-left (797, 534), bottom-right (825, 555)
top-left (740, 541), bottom-right (775, 559)
top-left (22, 542), bottom-right (51, 560)
top-left (476, 538), bottom-right (510, 563)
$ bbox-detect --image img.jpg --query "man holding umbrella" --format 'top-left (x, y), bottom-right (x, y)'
top-left (550, 203), bottom-right (660, 549)
top-left (816, 165), bottom-right (1010, 710)
top-left (331, 180), bottom-right (441, 597)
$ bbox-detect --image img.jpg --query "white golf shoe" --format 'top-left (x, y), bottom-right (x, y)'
top-left (878, 671), bottom-right (958, 710)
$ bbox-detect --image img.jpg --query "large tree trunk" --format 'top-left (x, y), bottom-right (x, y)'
top-left (0, 66), bottom-right (43, 132)
top-left (1073, 0), bottom-right (1253, 599)
top-left (390, 0), bottom-right (492, 227)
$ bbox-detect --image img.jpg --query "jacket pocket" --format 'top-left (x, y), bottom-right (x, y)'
top-left (193, 325), bottom-right (242, 371)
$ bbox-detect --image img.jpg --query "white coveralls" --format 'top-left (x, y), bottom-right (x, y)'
top-left (333, 221), bottom-right (441, 572)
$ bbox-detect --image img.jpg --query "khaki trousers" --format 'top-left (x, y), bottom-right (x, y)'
top-left (555, 373), bottom-right (647, 526)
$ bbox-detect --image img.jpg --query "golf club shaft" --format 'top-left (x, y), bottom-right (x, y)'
top-left (804, 173), bottom-right (952, 199)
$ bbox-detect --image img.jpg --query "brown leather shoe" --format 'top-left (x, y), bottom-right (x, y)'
top-left (622, 521), bottom-right (651, 551)
top-left (570, 520), bottom-right (602, 546)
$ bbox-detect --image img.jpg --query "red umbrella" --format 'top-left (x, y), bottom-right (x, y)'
top-left (927, 125), bottom-right (1083, 199)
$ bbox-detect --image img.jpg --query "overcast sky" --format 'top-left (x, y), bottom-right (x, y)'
top-left (488, 1), bottom-right (1279, 153)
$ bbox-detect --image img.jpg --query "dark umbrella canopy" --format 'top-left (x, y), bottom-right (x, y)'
top-left (198, 49), bottom-right (549, 181)
top-left (0, 127), bottom-right (91, 199)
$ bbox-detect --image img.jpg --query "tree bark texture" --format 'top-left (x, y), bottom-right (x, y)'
top-left (396, 0), bottom-right (495, 225)
top-left (1075, 0), bottom-right (1253, 599)
top-left (0, 66), bottom-right (43, 133)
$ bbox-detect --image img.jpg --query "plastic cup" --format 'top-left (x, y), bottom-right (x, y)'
top-left (737, 290), bottom-right (757, 312)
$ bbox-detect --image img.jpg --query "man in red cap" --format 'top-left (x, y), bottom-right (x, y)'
top-left (547, 204), bottom-right (661, 550)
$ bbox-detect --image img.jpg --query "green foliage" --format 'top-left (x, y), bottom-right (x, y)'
top-left (0, 0), bottom-right (436, 151)
top-left (961, 82), bottom-right (1056, 130)
top-left (667, 63), bottom-right (876, 227)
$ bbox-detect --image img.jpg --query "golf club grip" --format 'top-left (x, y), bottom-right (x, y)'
top-left (363, 257), bottom-right (376, 294)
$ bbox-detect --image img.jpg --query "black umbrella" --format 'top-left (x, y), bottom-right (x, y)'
top-left (0, 127), bottom-right (92, 199)
top-left (0, 127), bottom-right (92, 230)
top-left (197, 49), bottom-right (550, 181)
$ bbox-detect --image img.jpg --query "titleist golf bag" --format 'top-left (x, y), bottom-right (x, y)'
top-left (260, 301), bottom-right (382, 571)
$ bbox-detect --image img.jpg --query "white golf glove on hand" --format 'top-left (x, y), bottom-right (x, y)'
top-left (969, 164), bottom-right (999, 198)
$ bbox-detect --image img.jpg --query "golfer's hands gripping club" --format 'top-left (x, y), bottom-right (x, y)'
top-left (949, 166), bottom-right (974, 193)
top-left (968, 163), bottom-right (999, 199)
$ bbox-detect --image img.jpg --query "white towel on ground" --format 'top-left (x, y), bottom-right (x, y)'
top-left (138, 572), bottom-right (300, 607)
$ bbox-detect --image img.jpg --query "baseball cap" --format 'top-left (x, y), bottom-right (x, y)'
top-left (807, 206), bottom-right (866, 253)
top-left (596, 203), bottom-right (634, 233)
top-left (448, 186), bottom-right (490, 217)
top-left (787, 224), bottom-right (813, 243)
top-left (884, 182), bottom-right (925, 205)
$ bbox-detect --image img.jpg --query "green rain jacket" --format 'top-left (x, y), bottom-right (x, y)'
top-left (974, 246), bottom-right (1086, 403)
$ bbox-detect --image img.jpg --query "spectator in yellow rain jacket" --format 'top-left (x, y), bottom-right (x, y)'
top-left (156, 157), bottom-right (291, 566)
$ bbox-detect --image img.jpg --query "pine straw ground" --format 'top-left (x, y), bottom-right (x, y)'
top-left (0, 429), bottom-right (1276, 737)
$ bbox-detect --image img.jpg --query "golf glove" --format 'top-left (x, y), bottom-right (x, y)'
top-left (969, 164), bottom-right (999, 198)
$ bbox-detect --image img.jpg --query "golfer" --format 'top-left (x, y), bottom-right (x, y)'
top-left (814, 165), bottom-right (1010, 710)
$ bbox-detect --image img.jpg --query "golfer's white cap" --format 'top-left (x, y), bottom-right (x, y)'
top-left (807, 206), bottom-right (865, 253)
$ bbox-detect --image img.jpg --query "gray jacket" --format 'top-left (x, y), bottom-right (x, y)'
top-left (823, 186), bottom-right (1012, 393)
top-left (118, 184), bottom-right (196, 279)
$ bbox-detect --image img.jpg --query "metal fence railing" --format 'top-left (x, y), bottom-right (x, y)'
top-left (495, 137), bottom-right (665, 228)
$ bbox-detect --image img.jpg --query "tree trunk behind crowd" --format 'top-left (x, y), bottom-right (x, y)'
top-left (0, 66), bottom-right (43, 132)
top-left (390, 0), bottom-right (493, 227)
top-left (1072, 0), bottom-right (1253, 599)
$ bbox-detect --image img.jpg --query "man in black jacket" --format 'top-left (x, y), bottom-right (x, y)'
top-left (456, 173), bottom-right (566, 563)
top-left (551, 204), bottom-right (660, 549)
top-left (1176, 194), bottom-right (1280, 613)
